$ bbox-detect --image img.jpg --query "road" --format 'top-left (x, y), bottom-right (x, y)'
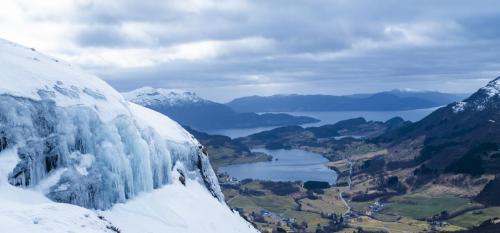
top-left (339, 159), bottom-right (353, 215)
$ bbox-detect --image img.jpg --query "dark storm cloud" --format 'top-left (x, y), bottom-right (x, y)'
top-left (53, 0), bottom-right (500, 100)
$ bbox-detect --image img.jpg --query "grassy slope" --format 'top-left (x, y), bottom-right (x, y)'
top-left (449, 207), bottom-right (500, 228)
top-left (381, 194), bottom-right (472, 219)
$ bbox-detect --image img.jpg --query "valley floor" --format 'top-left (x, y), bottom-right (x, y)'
top-left (217, 143), bottom-right (500, 233)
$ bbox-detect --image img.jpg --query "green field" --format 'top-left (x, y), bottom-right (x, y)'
top-left (283, 210), bottom-right (330, 231)
top-left (240, 181), bottom-right (264, 190)
top-left (449, 207), bottom-right (500, 228)
top-left (381, 194), bottom-right (472, 219)
top-left (228, 194), bottom-right (298, 214)
top-left (349, 200), bottom-right (372, 213)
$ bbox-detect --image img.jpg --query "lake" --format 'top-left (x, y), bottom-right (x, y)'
top-left (207, 108), bottom-right (438, 138)
top-left (219, 148), bottom-right (337, 184)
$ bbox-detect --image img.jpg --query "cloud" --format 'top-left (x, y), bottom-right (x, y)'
top-left (58, 36), bottom-right (275, 68)
top-left (1, 0), bottom-right (500, 101)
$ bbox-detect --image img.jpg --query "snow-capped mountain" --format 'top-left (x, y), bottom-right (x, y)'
top-left (377, 76), bottom-right (500, 176)
top-left (451, 76), bottom-right (499, 113)
top-left (124, 87), bottom-right (208, 107)
top-left (0, 38), bottom-right (258, 233)
top-left (124, 87), bottom-right (319, 131)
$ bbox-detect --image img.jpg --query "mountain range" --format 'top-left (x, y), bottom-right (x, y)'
top-left (227, 90), bottom-right (467, 112)
top-left (124, 87), bottom-right (319, 130)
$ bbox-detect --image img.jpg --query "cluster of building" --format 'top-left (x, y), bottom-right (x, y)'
top-left (365, 201), bottom-right (384, 216)
top-left (430, 220), bottom-right (450, 228)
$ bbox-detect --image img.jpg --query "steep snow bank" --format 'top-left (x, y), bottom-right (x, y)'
top-left (0, 38), bottom-right (257, 232)
top-left (0, 93), bottom-right (218, 209)
top-left (0, 148), bottom-right (116, 233)
top-left (103, 173), bottom-right (257, 233)
top-left (0, 148), bottom-right (257, 233)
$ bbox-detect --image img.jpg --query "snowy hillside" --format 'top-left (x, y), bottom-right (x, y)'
top-left (452, 76), bottom-right (499, 113)
top-left (124, 87), bottom-right (207, 107)
top-left (0, 38), bottom-right (258, 233)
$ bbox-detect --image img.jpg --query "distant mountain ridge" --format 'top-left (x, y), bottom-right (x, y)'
top-left (124, 87), bottom-right (319, 130)
top-left (227, 90), bottom-right (467, 112)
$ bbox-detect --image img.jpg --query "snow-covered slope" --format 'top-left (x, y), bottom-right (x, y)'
top-left (451, 76), bottom-right (500, 113)
top-left (0, 38), bottom-right (257, 233)
top-left (124, 87), bottom-right (207, 107)
top-left (102, 174), bottom-right (257, 233)
top-left (0, 39), bottom-right (128, 122)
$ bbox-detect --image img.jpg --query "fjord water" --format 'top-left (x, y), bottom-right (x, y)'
top-left (208, 108), bottom-right (438, 138)
top-left (220, 148), bottom-right (338, 184)
top-left (286, 108), bottom-right (439, 127)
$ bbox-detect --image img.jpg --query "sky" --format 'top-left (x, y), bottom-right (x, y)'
top-left (1, 0), bottom-right (500, 102)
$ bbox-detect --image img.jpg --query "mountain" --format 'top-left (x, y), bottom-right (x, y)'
top-left (0, 38), bottom-right (257, 233)
top-left (124, 87), bottom-right (318, 130)
top-left (227, 90), bottom-right (466, 112)
top-left (377, 77), bottom-right (500, 176)
top-left (365, 76), bottom-right (500, 204)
